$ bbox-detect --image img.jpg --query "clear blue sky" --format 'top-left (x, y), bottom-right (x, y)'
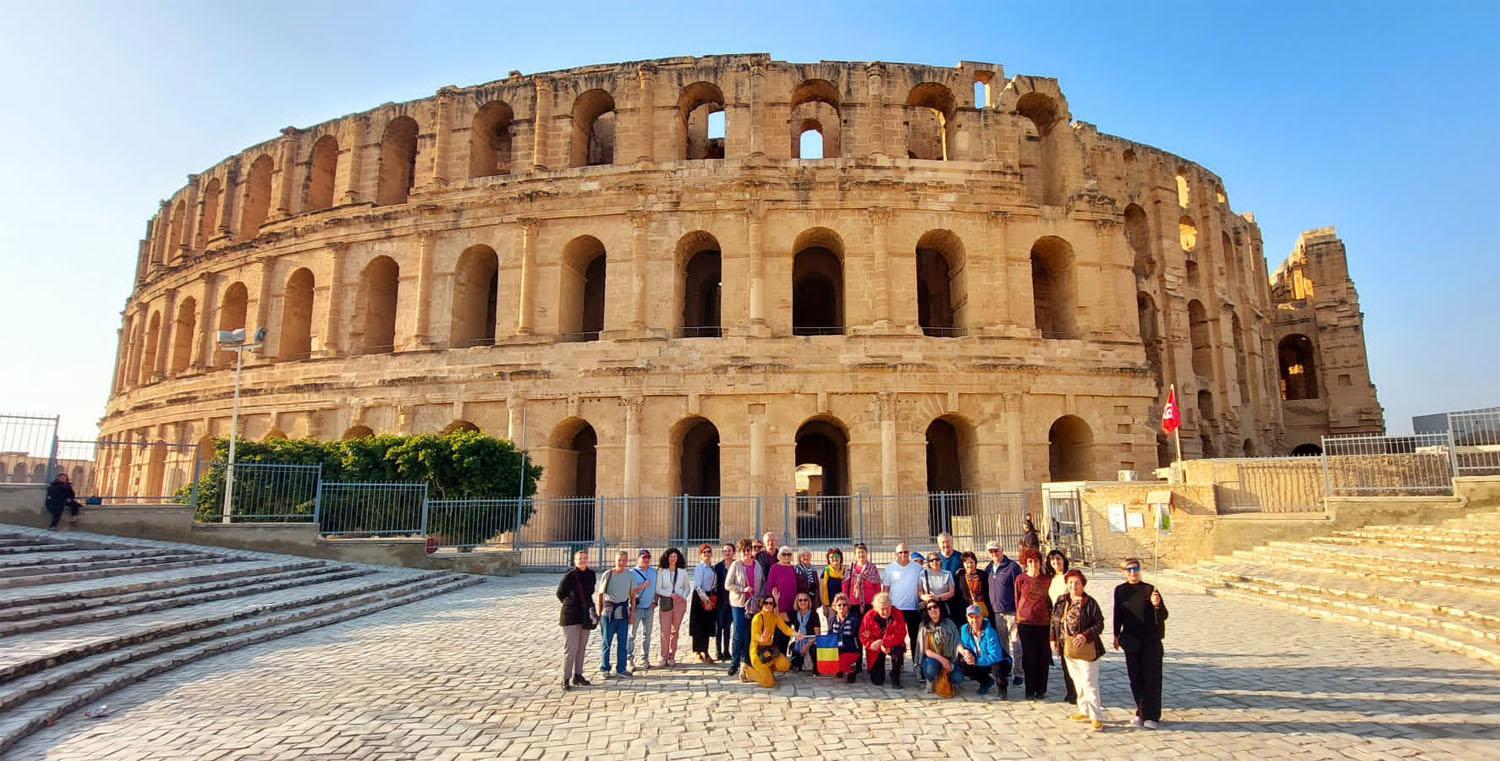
top-left (1, 0), bottom-right (1495, 439)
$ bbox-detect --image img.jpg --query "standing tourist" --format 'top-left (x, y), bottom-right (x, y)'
top-left (1113, 557), bottom-right (1168, 730)
top-left (858, 592), bottom-right (908, 687)
top-left (1047, 548), bottom-right (1076, 703)
top-left (794, 549), bottom-right (819, 604)
top-left (881, 542), bottom-right (924, 674)
top-left (556, 549), bottom-right (595, 691)
top-left (787, 592), bottom-right (821, 673)
top-left (956, 604), bottom-right (1009, 697)
top-left (918, 552), bottom-right (957, 622)
top-left (845, 543), bottom-right (881, 620)
top-left (1052, 569), bottom-right (1107, 731)
top-left (743, 595), bottom-right (802, 688)
top-left (1014, 549), bottom-right (1053, 699)
top-left (985, 541), bottom-right (1024, 687)
top-left (819, 547), bottom-right (846, 621)
top-left (656, 547), bottom-right (691, 668)
top-left (828, 593), bottom-right (862, 683)
top-left (953, 551), bottom-right (990, 621)
top-left (713, 543), bottom-right (735, 661)
top-left (689, 544), bottom-right (719, 663)
top-left (627, 549), bottom-right (658, 670)
top-left (918, 600), bottom-right (962, 694)
top-left (596, 550), bottom-right (634, 678)
top-left (44, 473), bottom-right (80, 530)
top-left (767, 548), bottom-right (799, 653)
top-left (724, 538), bottom-right (759, 676)
top-left (935, 532), bottom-right (963, 577)
top-left (756, 532), bottom-right (779, 579)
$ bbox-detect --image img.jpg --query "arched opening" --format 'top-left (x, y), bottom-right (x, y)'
top-left (548, 419), bottom-right (597, 542)
top-left (1048, 415), bottom-right (1093, 481)
top-left (342, 425), bottom-right (374, 440)
top-left (167, 201), bottom-right (186, 260)
top-left (570, 89), bottom-right (616, 167)
top-left (240, 155), bottom-right (274, 239)
top-left (973, 72), bottom-right (992, 108)
top-left (1186, 259), bottom-right (1201, 291)
top-left (35, 462), bottom-right (51, 485)
top-left (170, 297), bottom-right (196, 375)
top-left (1243, 439), bottom-right (1255, 457)
top-left (215, 282), bottom-right (248, 366)
top-left (469, 101), bottom-right (514, 178)
top-left (195, 178), bottom-right (221, 249)
top-left (1292, 443), bottom-right (1323, 457)
top-left (1176, 167), bottom-right (1191, 208)
top-left (674, 417), bottom-right (721, 541)
top-left (1124, 204), bottom-right (1154, 278)
top-left (1231, 311), bottom-right (1249, 406)
top-left (798, 124), bottom-right (824, 159)
top-left (355, 256), bottom-right (399, 354)
top-left (559, 236), bottom-right (606, 341)
top-left (1015, 92), bottom-right (1064, 205)
top-left (440, 420), bottom-right (479, 436)
top-left (1278, 334), bottom-right (1319, 400)
top-left (794, 418), bottom-right (850, 540)
top-left (71, 465), bottom-right (86, 491)
top-left (280, 268), bottom-right (316, 360)
top-left (1200, 432), bottom-right (1217, 459)
top-left (1221, 231), bottom-right (1237, 286)
top-left (677, 232), bottom-right (721, 338)
top-left (1137, 292), bottom-right (1163, 389)
top-left (925, 416), bottom-right (975, 536)
top-left (376, 116), bottom-right (419, 206)
top-left (305, 135), bottom-right (339, 212)
top-left (679, 82), bottom-right (726, 160)
top-left (138, 311), bottom-right (162, 385)
top-left (1198, 389), bottom-right (1216, 424)
top-left (1188, 300), bottom-right (1213, 378)
top-left (915, 229), bottom-right (966, 336)
top-left (1031, 236), bottom-right (1077, 339)
top-left (905, 82), bottom-right (956, 161)
top-left (1179, 215), bottom-right (1197, 251)
top-left (10, 462), bottom-right (26, 483)
top-left (791, 228), bottom-right (844, 336)
top-left (789, 79), bottom-right (839, 158)
top-left (451, 245), bottom-right (499, 347)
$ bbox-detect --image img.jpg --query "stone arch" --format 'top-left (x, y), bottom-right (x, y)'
top-left (1014, 91), bottom-right (1065, 205)
top-left (167, 200), bottom-right (186, 261)
top-left (1188, 299), bottom-right (1213, 378)
top-left (559, 235), bottom-right (606, 341)
top-left (1030, 236), bottom-right (1077, 339)
top-left (570, 89), bottom-right (616, 167)
top-left (790, 79), bottom-right (839, 159)
top-left (144, 442), bottom-right (167, 496)
top-left (1176, 167), bottom-right (1191, 208)
top-left (798, 123), bottom-right (825, 159)
top-left (138, 311), bottom-right (162, 385)
top-left (915, 229), bottom-right (967, 336)
top-left (792, 227), bottom-right (844, 336)
top-left (1278, 334), bottom-right (1319, 401)
top-left (469, 101), bottom-right (514, 178)
top-left (1124, 203), bottom-right (1153, 278)
top-left (1186, 259), bottom-right (1202, 291)
top-left (1200, 431), bottom-right (1217, 459)
top-left (1048, 415), bottom-right (1093, 481)
top-left (1242, 439), bottom-right (1256, 457)
top-left (342, 425), bottom-right (374, 440)
top-left (1292, 443), bottom-right (1323, 457)
top-left (1198, 389), bottom-right (1216, 423)
top-left (440, 420), bottom-right (479, 436)
top-left (451, 244), bottom-right (499, 347)
top-left (1137, 292), bottom-right (1164, 390)
top-left (679, 82), bottom-right (726, 160)
top-left (240, 155), bottom-right (274, 239)
top-left (305, 134), bottom-right (339, 211)
top-left (376, 116), bottom-right (419, 206)
top-left (794, 416), bottom-right (850, 540)
top-left (34, 462), bottom-right (50, 484)
top-left (1179, 215), bottom-right (1197, 251)
top-left (280, 267), bottom-right (316, 360)
top-left (671, 416), bottom-right (721, 543)
top-left (905, 82), bottom-right (956, 160)
top-left (925, 414), bottom-right (978, 536)
top-left (215, 282), bottom-right (248, 366)
top-left (676, 231), bottom-right (721, 338)
top-left (170, 297), bottom-right (196, 375)
top-left (547, 417), bottom-right (598, 542)
top-left (195, 177), bottom-right (222, 249)
top-left (11, 462), bottom-right (27, 482)
top-left (354, 256), bottom-right (399, 353)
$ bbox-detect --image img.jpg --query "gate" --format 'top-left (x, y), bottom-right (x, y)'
top-left (1042, 483), bottom-right (1091, 565)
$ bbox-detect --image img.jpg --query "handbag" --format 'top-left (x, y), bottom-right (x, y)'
top-left (1064, 636), bottom-right (1102, 662)
top-left (659, 570), bottom-right (677, 611)
top-left (574, 575), bottom-right (598, 630)
top-left (703, 593), bottom-right (718, 611)
top-left (934, 669), bottom-right (955, 698)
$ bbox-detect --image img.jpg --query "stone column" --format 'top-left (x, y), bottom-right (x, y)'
top-left (153, 290), bottom-right (177, 381)
top-left (507, 397), bottom-right (528, 445)
top-left (194, 272), bottom-right (218, 369)
top-left (1004, 392), bottom-right (1025, 489)
top-left (636, 65), bottom-right (656, 165)
top-left (152, 201), bottom-right (170, 267)
top-left (628, 210), bottom-right (650, 332)
top-left (748, 61), bottom-right (766, 158)
top-left (431, 87), bottom-right (456, 187)
top-left (110, 321), bottom-right (127, 392)
top-left (135, 239), bottom-right (149, 284)
top-left (623, 396), bottom-right (642, 498)
top-left (342, 117), bottom-right (364, 205)
top-left (274, 127), bottom-right (298, 219)
top-left (255, 257), bottom-right (276, 344)
top-left (879, 392), bottom-right (898, 496)
top-left (412, 231), bottom-right (435, 346)
top-left (866, 63), bottom-right (887, 158)
top-left (531, 79), bottom-right (553, 172)
top-left (868, 206), bottom-right (892, 328)
top-left (179, 175), bottom-right (200, 256)
top-left (748, 403), bottom-right (766, 499)
top-left (322, 242), bottom-right (347, 355)
top-left (515, 218), bottom-right (540, 335)
top-left (217, 167), bottom-right (238, 238)
top-left (747, 199), bottom-right (766, 332)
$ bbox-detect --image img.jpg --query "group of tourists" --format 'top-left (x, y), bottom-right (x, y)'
top-left (557, 525), bottom-right (1168, 732)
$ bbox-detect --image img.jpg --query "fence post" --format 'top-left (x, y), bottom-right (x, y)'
top-left (513, 496), bottom-right (524, 552)
top-left (417, 484), bottom-right (430, 536)
top-left (856, 493), bottom-right (864, 543)
top-left (678, 495), bottom-right (687, 545)
top-left (754, 495), bottom-right (762, 537)
top-left (596, 497), bottom-right (606, 561)
top-left (782, 494), bottom-right (791, 543)
top-left (1447, 414), bottom-right (1460, 479)
top-left (1320, 438), bottom-right (1333, 500)
top-left (189, 455), bottom-right (202, 512)
top-left (312, 464), bottom-right (324, 527)
top-left (44, 416), bottom-right (60, 482)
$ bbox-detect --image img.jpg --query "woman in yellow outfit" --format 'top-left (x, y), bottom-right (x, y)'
top-left (742, 595), bottom-right (804, 687)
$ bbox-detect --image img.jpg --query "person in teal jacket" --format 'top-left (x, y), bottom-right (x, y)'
top-left (956, 604), bottom-right (1011, 697)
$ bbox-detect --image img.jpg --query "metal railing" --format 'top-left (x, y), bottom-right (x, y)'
top-left (316, 482), bottom-right (429, 536)
top-left (0, 413), bottom-right (59, 484)
top-left (196, 462), bottom-right (322, 522)
top-left (1211, 456), bottom-right (1327, 512)
top-left (1043, 483), bottom-right (1091, 566)
top-left (54, 438), bottom-right (200, 504)
top-left (1323, 432), bottom-right (1455, 496)
top-left (1449, 409), bottom-right (1500, 477)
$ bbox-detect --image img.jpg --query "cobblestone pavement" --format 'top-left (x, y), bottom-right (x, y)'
top-left (12, 574), bottom-right (1500, 760)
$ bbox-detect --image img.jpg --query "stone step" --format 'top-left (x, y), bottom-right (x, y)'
top-left (0, 544), bottom-right (76, 555)
top-left (1336, 527), bottom-right (1500, 547)
top-left (0, 561), bottom-right (338, 623)
top-left (0, 558), bottom-right (325, 610)
top-left (0, 570), bottom-right (457, 685)
top-left (1228, 547), bottom-right (1500, 593)
top-left (1263, 540), bottom-right (1500, 574)
top-left (1307, 534), bottom-right (1500, 557)
top-left (0, 552), bottom-right (213, 579)
top-left (0, 547), bottom-right (211, 568)
top-left (0, 565), bottom-right (376, 635)
top-left (0, 556), bottom-right (231, 590)
top-left (0, 538), bottom-right (58, 548)
top-left (0, 573), bottom-right (484, 755)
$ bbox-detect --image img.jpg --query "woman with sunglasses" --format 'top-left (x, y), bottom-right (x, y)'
top-left (787, 592), bottom-right (821, 673)
top-left (918, 599), bottom-right (961, 694)
top-left (1113, 557), bottom-right (1167, 730)
top-left (743, 594), bottom-right (803, 687)
top-left (827, 592), bottom-right (862, 682)
top-left (918, 551), bottom-right (957, 622)
top-left (689, 543), bottom-right (719, 664)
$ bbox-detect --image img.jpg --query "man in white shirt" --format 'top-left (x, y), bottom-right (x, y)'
top-left (881, 542), bottom-right (923, 679)
top-left (628, 549), bottom-right (658, 670)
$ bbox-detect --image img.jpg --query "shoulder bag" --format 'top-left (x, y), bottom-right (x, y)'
top-left (659, 570), bottom-right (677, 612)
top-left (574, 574), bottom-right (598, 630)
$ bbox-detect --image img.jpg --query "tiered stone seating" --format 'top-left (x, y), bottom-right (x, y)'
top-left (0, 527), bottom-right (483, 754)
top-left (1159, 510), bottom-right (1500, 667)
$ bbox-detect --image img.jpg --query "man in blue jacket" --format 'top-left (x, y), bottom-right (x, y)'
top-left (984, 540), bottom-right (1024, 687)
top-left (956, 604), bottom-right (1010, 697)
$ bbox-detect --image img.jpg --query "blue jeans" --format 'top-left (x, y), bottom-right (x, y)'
top-left (600, 615), bottom-right (629, 674)
top-left (731, 606), bottom-right (750, 668)
top-left (921, 657), bottom-right (965, 684)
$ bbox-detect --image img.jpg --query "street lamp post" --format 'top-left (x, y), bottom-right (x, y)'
top-left (217, 327), bottom-right (263, 523)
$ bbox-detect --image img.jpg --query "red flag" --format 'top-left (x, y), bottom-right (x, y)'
top-left (1161, 386), bottom-right (1181, 434)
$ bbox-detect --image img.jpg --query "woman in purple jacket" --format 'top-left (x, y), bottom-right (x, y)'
top-left (767, 547), bottom-right (799, 654)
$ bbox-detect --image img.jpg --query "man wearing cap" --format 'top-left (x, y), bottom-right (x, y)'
top-left (881, 542), bottom-right (924, 678)
top-left (627, 548), bottom-right (659, 671)
top-left (956, 604), bottom-right (1010, 697)
top-left (984, 540), bottom-right (1024, 687)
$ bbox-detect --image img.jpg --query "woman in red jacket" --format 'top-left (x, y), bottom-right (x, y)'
top-left (858, 592), bottom-right (908, 687)
top-left (1013, 548), bottom-right (1053, 699)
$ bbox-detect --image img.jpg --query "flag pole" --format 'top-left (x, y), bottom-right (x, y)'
top-left (1170, 384), bottom-right (1183, 464)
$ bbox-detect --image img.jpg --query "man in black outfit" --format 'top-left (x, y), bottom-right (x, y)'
top-left (1112, 556), bottom-right (1167, 729)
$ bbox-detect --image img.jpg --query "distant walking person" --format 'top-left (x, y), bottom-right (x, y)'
top-left (1113, 557), bottom-right (1168, 730)
top-left (1021, 513), bottom-right (1040, 550)
top-left (44, 472), bottom-right (80, 530)
top-left (556, 550), bottom-right (596, 691)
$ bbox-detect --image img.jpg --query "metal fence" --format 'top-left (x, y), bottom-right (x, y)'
top-left (1322, 432), bottom-right (1456, 496)
top-left (316, 482), bottom-right (429, 536)
top-left (197, 462), bottom-right (322, 522)
top-left (1211, 456), bottom-right (1327, 512)
top-left (53, 439), bottom-right (201, 504)
top-left (1042, 484), bottom-right (1092, 566)
top-left (0, 413), bottom-right (59, 484)
top-left (1449, 409), bottom-right (1500, 477)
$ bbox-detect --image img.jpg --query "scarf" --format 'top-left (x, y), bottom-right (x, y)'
top-left (1063, 594), bottom-right (1086, 636)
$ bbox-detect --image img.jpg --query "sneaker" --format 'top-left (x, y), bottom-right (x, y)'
top-left (640, 661), bottom-right (653, 670)
top-left (1070, 713), bottom-right (1089, 722)
top-left (617, 670), bottom-right (633, 677)
top-left (572, 675), bottom-right (591, 686)
top-left (1012, 676), bottom-right (1024, 686)
top-left (561, 679), bottom-right (572, 692)
top-left (726, 663), bottom-right (739, 676)
top-left (1090, 720), bottom-right (1104, 732)
top-left (1131, 716), bottom-right (1144, 727)
top-left (1143, 720), bottom-right (1158, 730)
top-left (978, 681), bottom-right (993, 696)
